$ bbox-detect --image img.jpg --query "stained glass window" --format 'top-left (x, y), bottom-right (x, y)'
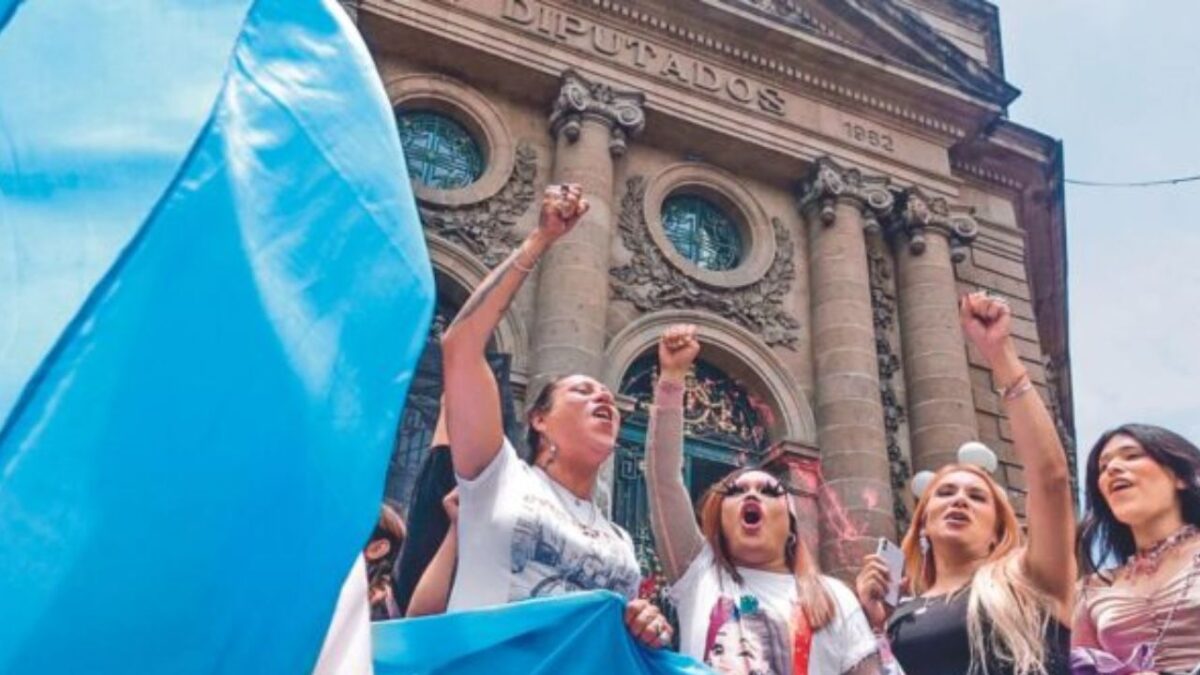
top-left (396, 110), bottom-right (484, 190)
top-left (661, 195), bottom-right (743, 271)
top-left (619, 353), bottom-right (771, 455)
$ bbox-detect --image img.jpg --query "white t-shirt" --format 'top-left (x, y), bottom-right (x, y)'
top-left (447, 438), bottom-right (641, 612)
top-left (670, 545), bottom-right (877, 675)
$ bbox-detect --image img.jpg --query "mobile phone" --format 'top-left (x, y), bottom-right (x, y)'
top-left (876, 538), bottom-right (904, 607)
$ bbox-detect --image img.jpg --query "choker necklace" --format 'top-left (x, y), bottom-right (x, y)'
top-left (1128, 524), bottom-right (1200, 578)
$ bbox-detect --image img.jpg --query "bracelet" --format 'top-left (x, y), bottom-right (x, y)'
top-left (512, 251), bottom-right (537, 274)
top-left (1003, 378), bottom-right (1034, 401)
top-left (995, 371), bottom-right (1032, 401)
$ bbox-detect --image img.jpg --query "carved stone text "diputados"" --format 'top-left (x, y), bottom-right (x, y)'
top-left (501, 0), bottom-right (787, 117)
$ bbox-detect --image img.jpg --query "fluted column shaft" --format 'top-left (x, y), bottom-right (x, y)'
top-left (893, 193), bottom-right (980, 471)
top-left (800, 158), bottom-right (896, 578)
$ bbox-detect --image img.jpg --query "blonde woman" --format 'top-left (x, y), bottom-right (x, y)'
top-left (647, 324), bottom-right (881, 674)
top-left (855, 292), bottom-right (1075, 675)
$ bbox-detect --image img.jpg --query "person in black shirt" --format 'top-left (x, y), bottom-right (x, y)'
top-left (855, 292), bottom-right (1075, 675)
top-left (391, 405), bottom-right (456, 616)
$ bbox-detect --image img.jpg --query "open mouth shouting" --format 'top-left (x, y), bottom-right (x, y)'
top-left (1107, 477), bottom-right (1134, 496)
top-left (740, 499), bottom-right (765, 533)
top-left (943, 509), bottom-right (971, 528)
top-left (591, 405), bottom-right (616, 424)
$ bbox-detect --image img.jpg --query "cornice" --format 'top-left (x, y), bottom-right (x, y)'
top-left (951, 159), bottom-right (1023, 192)
top-left (575, 0), bottom-right (971, 139)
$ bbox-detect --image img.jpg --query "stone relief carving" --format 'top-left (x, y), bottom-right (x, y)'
top-left (893, 189), bottom-right (979, 261)
top-left (867, 235), bottom-right (912, 529)
top-left (722, 0), bottom-right (843, 41)
top-left (549, 69), bottom-right (645, 157)
top-left (416, 142), bottom-right (538, 268)
top-left (1043, 356), bottom-right (1078, 498)
top-left (798, 157), bottom-right (895, 227)
top-left (611, 176), bottom-right (801, 348)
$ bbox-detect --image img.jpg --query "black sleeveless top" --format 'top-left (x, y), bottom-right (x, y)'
top-left (887, 590), bottom-right (1070, 675)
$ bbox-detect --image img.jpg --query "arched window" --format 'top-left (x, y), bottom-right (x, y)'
top-left (661, 195), bottom-right (743, 271)
top-left (613, 352), bottom-right (774, 613)
top-left (396, 110), bottom-right (484, 190)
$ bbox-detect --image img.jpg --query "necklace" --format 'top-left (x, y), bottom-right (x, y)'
top-left (1128, 524), bottom-right (1200, 579)
top-left (1146, 552), bottom-right (1200, 668)
top-left (536, 467), bottom-right (601, 537)
top-left (912, 589), bottom-right (958, 616)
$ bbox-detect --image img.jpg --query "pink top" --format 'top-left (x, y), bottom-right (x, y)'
top-left (1076, 553), bottom-right (1200, 672)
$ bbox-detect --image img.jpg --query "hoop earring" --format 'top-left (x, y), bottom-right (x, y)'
top-left (919, 530), bottom-right (931, 582)
top-left (544, 441), bottom-right (558, 466)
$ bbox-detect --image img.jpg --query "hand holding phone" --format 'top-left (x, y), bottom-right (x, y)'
top-left (875, 538), bottom-right (904, 606)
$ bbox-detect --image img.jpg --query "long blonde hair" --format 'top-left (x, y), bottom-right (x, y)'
top-left (698, 467), bottom-right (836, 629)
top-left (902, 464), bottom-right (1056, 675)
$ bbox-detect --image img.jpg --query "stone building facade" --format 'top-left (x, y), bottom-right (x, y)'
top-left (352, 0), bottom-right (1073, 580)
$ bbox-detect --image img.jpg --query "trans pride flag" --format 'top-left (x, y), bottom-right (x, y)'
top-left (0, 0), bottom-right (434, 672)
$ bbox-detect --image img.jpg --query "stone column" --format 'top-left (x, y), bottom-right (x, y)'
top-left (799, 158), bottom-right (897, 577)
top-left (891, 191), bottom-right (980, 470)
top-left (531, 69), bottom-right (644, 390)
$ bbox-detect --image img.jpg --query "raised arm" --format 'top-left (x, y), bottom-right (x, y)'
top-left (959, 292), bottom-right (1075, 615)
top-left (406, 490), bottom-right (459, 617)
top-left (645, 324), bottom-right (705, 582)
top-left (440, 185), bottom-right (588, 479)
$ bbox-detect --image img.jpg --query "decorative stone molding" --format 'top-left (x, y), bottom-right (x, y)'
top-left (423, 235), bottom-right (529, 375)
top-left (952, 159), bottom-right (1025, 192)
top-left (892, 189), bottom-right (979, 262)
top-left (1043, 356), bottom-right (1078, 495)
top-left (572, 0), bottom-right (967, 138)
top-left (601, 309), bottom-right (817, 443)
top-left (549, 69), bottom-right (645, 157)
top-left (641, 163), bottom-right (776, 289)
top-left (386, 74), bottom-right (517, 207)
top-left (728, 0), bottom-right (842, 41)
top-left (798, 157), bottom-right (895, 228)
top-left (417, 142), bottom-right (538, 268)
top-left (866, 236), bottom-right (911, 529)
top-left (611, 176), bottom-right (801, 348)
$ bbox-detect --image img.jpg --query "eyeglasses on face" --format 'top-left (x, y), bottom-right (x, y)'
top-left (719, 479), bottom-right (787, 499)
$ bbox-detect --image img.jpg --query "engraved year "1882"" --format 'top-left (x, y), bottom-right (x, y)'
top-left (842, 122), bottom-right (895, 153)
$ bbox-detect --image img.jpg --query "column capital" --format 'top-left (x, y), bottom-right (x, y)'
top-left (798, 157), bottom-right (895, 228)
top-left (893, 189), bottom-right (979, 262)
top-left (549, 69), bottom-right (645, 157)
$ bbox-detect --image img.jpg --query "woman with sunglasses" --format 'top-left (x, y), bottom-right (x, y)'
top-left (645, 324), bottom-right (881, 674)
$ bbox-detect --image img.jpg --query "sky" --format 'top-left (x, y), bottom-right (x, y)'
top-left (996, 1), bottom-right (1200, 486)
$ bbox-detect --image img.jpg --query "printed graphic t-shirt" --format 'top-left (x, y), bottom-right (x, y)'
top-left (447, 438), bottom-right (641, 612)
top-left (670, 545), bottom-right (877, 675)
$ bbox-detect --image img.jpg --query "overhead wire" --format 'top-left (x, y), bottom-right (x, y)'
top-left (1064, 174), bottom-right (1200, 188)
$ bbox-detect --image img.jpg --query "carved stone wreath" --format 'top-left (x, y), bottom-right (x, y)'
top-left (610, 176), bottom-right (801, 348)
top-left (416, 142), bottom-right (538, 268)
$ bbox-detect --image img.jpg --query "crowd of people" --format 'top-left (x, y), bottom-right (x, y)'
top-left (366, 184), bottom-right (1200, 675)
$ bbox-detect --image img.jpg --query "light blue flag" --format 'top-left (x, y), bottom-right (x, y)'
top-left (373, 591), bottom-right (712, 675)
top-left (0, 0), bottom-right (435, 673)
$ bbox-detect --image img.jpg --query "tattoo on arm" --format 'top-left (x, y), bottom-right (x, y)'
top-left (448, 251), bottom-right (524, 329)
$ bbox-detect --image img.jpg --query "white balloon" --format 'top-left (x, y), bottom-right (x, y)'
top-left (911, 470), bottom-right (936, 498)
top-left (957, 441), bottom-right (998, 473)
